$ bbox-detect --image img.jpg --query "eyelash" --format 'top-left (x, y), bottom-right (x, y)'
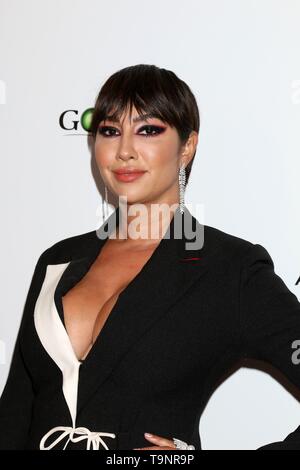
top-left (97, 125), bottom-right (165, 138)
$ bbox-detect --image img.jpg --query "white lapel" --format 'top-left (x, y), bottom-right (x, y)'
top-left (33, 262), bottom-right (81, 427)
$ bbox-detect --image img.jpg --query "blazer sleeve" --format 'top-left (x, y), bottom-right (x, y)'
top-left (238, 243), bottom-right (300, 450)
top-left (0, 250), bottom-right (48, 449)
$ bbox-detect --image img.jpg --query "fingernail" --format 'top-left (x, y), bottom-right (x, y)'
top-left (145, 432), bottom-right (153, 438)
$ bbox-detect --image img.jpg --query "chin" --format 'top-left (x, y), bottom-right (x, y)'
top-left (119, 195), bottom-right (148, 206)
top-left (114, 189), bottom-right (150, 205)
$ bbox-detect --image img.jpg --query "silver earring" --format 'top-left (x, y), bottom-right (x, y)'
top-left (102, 185), bottom-right (109, 222)
top-left (179, 164), bottom-right (186, 214)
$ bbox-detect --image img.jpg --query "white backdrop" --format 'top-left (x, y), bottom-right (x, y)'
top-left (0, 0), bottom-right (299, 450)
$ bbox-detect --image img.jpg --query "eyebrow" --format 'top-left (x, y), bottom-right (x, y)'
top-left (104, 113), bottom-right (161, 124)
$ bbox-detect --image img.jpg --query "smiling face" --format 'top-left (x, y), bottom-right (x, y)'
top-left (94, 105), bottom-right (198, 208)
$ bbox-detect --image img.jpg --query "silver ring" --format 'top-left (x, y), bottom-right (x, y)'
top-left (172, 437), bottom-right (195, 450)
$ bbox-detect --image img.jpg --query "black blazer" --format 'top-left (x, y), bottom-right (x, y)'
top-left (0, 205), bottom-right (299, 450)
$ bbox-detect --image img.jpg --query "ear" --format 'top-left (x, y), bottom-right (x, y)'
top-left (180, 131), bottom-right (199, 167)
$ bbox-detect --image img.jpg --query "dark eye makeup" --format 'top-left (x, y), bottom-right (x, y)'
top-left (97, 124), bottom-right (166, 138)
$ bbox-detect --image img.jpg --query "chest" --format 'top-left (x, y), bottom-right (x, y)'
top-left (61, 242), bottom-right (158, 360)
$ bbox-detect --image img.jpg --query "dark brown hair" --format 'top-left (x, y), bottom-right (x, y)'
top-left (90, 64), bottom-right (200, 184)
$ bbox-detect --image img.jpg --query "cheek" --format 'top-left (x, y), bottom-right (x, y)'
top-left (94, 140), bottom-right (115, 167)
top-left (139, 139), bottom-right (179, 170)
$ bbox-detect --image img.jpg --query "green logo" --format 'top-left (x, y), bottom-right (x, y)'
top-left (80, 108), bottom-right (94, 132)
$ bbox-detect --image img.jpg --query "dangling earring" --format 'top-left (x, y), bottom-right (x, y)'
top-left (179, 164), bottom-right (186, 214)
top-left (102, 185), bottom-right (109, 222)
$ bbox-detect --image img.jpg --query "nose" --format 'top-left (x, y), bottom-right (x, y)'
top-left (117, 130), bottom-right (138, 161)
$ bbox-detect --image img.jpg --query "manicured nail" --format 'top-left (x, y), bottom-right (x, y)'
top-left (145, 432), bottom-right (153, 438)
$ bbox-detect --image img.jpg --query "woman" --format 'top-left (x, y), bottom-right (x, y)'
top-left (0, 64), bottom-right (299, 450)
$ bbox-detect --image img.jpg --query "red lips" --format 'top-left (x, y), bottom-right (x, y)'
top-left (113, 168), bottom-right (146, 174)
top-left (112, 168), bottom-right (147, 183)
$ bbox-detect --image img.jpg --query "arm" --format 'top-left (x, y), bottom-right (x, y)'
top-left (238, 243), bottom-right (300, 450)
top-left (0, 250), bottom-right (48, 449)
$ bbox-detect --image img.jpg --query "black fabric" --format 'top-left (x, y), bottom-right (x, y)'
top-left (0, 205), bottom-right (299, 450)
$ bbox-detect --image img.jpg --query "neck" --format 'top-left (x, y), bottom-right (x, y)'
top-left (113, 200), bottom-right (180, 243)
